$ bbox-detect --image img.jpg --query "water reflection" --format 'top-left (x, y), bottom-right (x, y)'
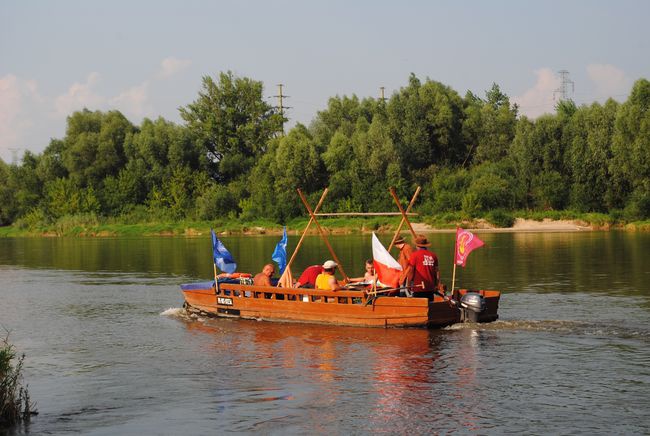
top-left (171, 313), bottom-right (504, 433)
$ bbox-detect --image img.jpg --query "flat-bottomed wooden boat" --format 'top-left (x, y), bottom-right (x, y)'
top-left (181, 281), bottom-right (500, 328)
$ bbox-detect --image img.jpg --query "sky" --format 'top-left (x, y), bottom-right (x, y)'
top-left (1, 0), bottom-right (649, 163)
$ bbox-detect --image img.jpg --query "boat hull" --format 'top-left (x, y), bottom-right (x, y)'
top-left (181, 282), bottom-right (499, 328)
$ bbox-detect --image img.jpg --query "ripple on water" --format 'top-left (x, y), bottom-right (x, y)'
top-left (447, 318), bottom-right (650, 338)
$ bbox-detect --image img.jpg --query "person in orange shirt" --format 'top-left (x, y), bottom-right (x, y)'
top-left (394, 236), bottom-right (414, 286)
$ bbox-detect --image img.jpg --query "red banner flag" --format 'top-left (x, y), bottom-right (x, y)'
top-left (455, 228), bottom-right (484, 267)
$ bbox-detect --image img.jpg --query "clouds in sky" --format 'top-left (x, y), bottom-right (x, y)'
top-left (158, 57), bottom-right (192, 79)
top-left (586, 63), bottom-right (632, 99)
top-left (511, 68), bottom-right (561, 118)
top-left (109, 82), bottom-right (153, 118)
top-left (0, 74), bottom-right (43, 161)
top-left (0, 57), bottom-right (191, 163)
top-left (54, 72), bottom-right (104, 116)
top-left (513, 64), bottom-right (632, 118)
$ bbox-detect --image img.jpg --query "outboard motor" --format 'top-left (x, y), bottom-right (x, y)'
top-left (459, 292), bottom-right (486, 322)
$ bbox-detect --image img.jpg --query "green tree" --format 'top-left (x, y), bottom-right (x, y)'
top-left (427, 167), bottom-right (471, 213)
top-left (310, 95), bottom-right (376, 148)
top-left (195, 182), bottom-right (239, 220)
top-left (510, 115), bottom-right (568, 209)
top-left (9, 151), bottom-right (43, 218)
top-left (180, 71), bottom-right (283, 182)
top-left (565, 101), bottom-right (617, 212)
top-left (271, 125), bottom-right (325, 219)
top-left (45, 178), bottom-right (99, 218)
top-left (0, 159), bottom-right (15, 225)
top-left (387, 74), bottom-right (466, 173)
top-left (61, 110), bottom-right (135, 188)
top-left (471, 84), bottom-right (518, 164)
top-left (610, 79), bottom-right (650, 215)
top-left (463, 162), bottom-right (516, 214)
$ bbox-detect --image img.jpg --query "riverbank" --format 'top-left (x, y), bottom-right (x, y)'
top-left (1, 213), bottom-right (648, 237)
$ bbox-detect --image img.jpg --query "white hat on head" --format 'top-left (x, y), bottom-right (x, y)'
top-left (322, 260), bottom-right (337, 269)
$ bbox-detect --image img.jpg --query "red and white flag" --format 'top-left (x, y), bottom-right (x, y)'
top-left (455, 228), bottom-right (484, 267)
top-left (372, 233), bottom-right (402, 288)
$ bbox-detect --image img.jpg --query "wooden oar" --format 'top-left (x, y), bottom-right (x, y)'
top-left (365, 283), bottom-right (425, 297)
top-left (363, 283), bottom-right (456, 307)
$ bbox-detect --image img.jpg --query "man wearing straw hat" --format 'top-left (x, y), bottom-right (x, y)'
top-left (405, 235), bottom-right (439, 299)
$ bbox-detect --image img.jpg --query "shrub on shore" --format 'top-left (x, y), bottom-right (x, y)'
top-left (0, 334), bottom-right (36, 428)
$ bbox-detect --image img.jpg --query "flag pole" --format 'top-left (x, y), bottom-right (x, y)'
top-left (451, 262), bottom-right (457, 293)
top-left (451, 228), bottom-right (458, 292)
top-left (210, 229), bottom-right (220, 293)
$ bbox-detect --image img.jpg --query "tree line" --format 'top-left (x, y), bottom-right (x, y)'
top-left (1, 71), bottom-right (649, 228)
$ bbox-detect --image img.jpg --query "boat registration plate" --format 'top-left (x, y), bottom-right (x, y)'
top-left (217, 297), bottom-right (233, 306)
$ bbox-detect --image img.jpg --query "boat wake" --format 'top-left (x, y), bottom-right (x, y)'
top-left (160, 307), bottom-right (214, 324)
top-left (160, 307), bottom-right (186, 317)
top-left (446, 319), bottom-right (650, 338)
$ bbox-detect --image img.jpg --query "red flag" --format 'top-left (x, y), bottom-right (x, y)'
top-left (455, 228), bottom-right (484, 267)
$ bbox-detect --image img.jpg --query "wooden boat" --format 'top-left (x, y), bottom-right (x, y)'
top-left (180, 186), bottom-right (500, 328)
top-left (181, 281), bottom-right (499, 328)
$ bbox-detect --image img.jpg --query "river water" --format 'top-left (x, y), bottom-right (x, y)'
top-left (1, 231), bottom-right (649, 435)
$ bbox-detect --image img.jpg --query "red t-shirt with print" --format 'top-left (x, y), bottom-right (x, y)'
top-left (408, 249), bottom-right (439, 291)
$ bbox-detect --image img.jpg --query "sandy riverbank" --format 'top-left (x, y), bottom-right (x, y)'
top-left (412, 218), bottom-right (594, 233)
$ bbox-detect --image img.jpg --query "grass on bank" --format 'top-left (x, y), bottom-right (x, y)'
top-left (0, 210), bottom-right (649, 237)
top-left (0, 334), bottom-right (36, 429)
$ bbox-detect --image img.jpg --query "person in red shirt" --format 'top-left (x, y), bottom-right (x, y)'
top-left (295, 264), bottom-right (324, 288)
top-left (405, 235), bottom-right (439, 298)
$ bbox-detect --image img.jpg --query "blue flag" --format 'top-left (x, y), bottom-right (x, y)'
top-left (211, 229), bottom-right (237, 273)
top-left (271, 227), bottom-right (288, 275)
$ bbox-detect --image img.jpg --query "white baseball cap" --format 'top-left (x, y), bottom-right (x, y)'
top-left (322, 260), bottom-right (337, 269)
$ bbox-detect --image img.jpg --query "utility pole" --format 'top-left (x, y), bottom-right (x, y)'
top-left (8, 148), bottom-right (20, 165)
top-left (553, 70), bottom-right (575, 101)
top-left (379, 86), bottom-right (387, 103)
top-left (274, 84), bottom-right (291, 135)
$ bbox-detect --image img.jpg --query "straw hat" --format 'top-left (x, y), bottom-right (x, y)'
top-left (322, 260), bottom-right (338, 269)
top-left (414, 235), bottom-right (431, 247)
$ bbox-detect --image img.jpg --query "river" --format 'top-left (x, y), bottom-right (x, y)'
top-left (1, 231), bottom-right (649, 434)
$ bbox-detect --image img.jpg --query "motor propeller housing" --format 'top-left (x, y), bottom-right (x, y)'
top-left (459, 292), bottom-right (486, 322)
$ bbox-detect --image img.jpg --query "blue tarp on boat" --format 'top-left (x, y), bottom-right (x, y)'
top-left (180, 277), bottom-right (279, 290)
top-left (180, 281), bottom-right (214, 290)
